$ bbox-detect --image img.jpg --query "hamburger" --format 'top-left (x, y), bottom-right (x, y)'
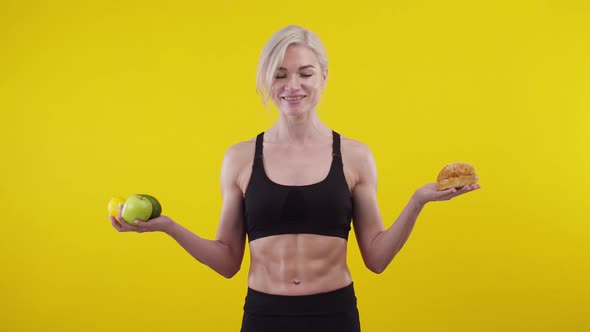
top-left (436, 162), bottom-right (478, 190)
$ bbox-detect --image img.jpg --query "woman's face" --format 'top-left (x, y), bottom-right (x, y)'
top-left (271, 44), bottom-right (327, 117)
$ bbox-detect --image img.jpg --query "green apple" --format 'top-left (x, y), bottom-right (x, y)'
top-left (121, 194), bottom-right (153, 225)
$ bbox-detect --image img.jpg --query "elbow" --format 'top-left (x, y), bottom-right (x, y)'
top-left (366, 247), bottom-right (402, 274)
top-left (365, 260), bottom-right (387, 274)
top-left (368, 264), bottom-right (386, 274)
top-left (220, 263), bottom-right (241, 279)
top-left (216, 242), bottom-right (244, 279)
top-left (366, 253), bottom-right (398, 274)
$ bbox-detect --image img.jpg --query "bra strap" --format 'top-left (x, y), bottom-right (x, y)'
top-left (255, 132), bottom-right (264, 158)
top-left (332, 130), bottom-right (341, 157)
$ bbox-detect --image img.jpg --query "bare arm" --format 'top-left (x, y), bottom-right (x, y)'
top-left (352, 168), bottom-right (422, 274)
top-left (110, 144), bottom-right (248, 279)
top-left (350, 143), bottom-right (480, 274)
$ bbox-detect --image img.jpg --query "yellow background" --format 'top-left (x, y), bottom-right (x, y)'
top-left (1, 0), bottom-right (589, 331)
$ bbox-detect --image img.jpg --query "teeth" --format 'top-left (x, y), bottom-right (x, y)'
top-left (284, 96), bottom-right (305, 101)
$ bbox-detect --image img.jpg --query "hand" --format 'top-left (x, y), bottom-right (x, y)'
top-left (110, 203), bottom-right (175, 233)
top-left (412, 182), bottom-right (481, 206)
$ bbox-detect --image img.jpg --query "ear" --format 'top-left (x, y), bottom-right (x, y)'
top-left (321, 68), bottom-right (328, 88)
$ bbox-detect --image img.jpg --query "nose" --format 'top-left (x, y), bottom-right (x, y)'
top-left (284, 75), bottom-right (302, 91)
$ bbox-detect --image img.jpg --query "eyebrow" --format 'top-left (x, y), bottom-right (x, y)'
top-left (277, 65), bottom-right (316, 71)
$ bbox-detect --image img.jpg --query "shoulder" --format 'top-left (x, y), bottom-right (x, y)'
top-left (220, 136), bottom-right (257, 180)
top-left (223, 137), bottom-right (256, 162)
top-left (340, 135), bottom-right (375, 166)
top-left (339, 134), bottom-right (377, 189)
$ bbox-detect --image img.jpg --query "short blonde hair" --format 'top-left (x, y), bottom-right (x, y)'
top-left (256, 25), bottom-right (328, 108)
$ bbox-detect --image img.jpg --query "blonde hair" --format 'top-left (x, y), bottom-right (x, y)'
top-left (256, 25), bottom-right (328, 108)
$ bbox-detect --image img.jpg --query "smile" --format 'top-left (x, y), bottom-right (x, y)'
top-left (282, 95), bottom-right (306, 104)
top-left (282, 95), bottom-right (305, 101)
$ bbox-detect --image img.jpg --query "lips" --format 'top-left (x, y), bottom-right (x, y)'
top-left (282, 95), bottom-right (306, 101)
top-left (281, 95), bottom-right (306, 105)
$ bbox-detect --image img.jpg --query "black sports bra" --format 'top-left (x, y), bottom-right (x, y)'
top-left (243, 131), bottom-right (353, 242)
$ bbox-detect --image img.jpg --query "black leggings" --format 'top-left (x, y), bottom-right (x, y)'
top-left (240, 283), bottom-right (361, 332)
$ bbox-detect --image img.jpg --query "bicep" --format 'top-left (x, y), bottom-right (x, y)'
top-left (215, 148), bottom-right (247, 261)
top-left (351, 148), bottom-right (384, 257)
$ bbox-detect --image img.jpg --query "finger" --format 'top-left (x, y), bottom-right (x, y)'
top-left (110, 216), bottom-right (123, 231)
top-left (444, 187), bottom-right (457, 195)
top-left (113, 208), bottom-right (139, 232)
top-left (452, 184), bottom-right (479, 197)
top-left (440, 187), bottom-right (456, 194)
top-left (116, 203), bottom-right (129, 227)
top-left (460, 185), bottom-right (471, 192)
top-left (112, 215), bottom-right (135, 232)
top-left (134, 219), bottom-right (151, 231)
top-left (110, 214), bottom-right (122, 226)
top-left (435, 191), bottom-right (456, 201)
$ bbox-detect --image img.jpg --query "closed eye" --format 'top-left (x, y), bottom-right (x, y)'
top-left (274, 74), bottom-right (313, 79)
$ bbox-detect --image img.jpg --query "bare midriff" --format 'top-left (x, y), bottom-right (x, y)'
top-left (247, 233), bottom-right (352, 296)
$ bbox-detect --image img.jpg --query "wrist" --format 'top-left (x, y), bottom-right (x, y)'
top-left (410, 193), bottom-right (427, 208)
top-left (163, 219), bottom-right (180, 235)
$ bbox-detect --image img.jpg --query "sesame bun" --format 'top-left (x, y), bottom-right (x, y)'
top-left (436, 162), bottom-right (478, 190)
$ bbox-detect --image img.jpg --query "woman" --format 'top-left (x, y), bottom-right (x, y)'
top-left (110, 25), bottom-right (480, 332)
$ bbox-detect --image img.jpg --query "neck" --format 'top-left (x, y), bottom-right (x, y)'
top-left (269, 110), bottom-right (330, 144)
